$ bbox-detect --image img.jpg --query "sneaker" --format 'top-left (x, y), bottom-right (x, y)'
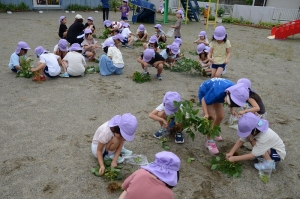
top-left (121, 44), bottom-right (126, 47)
top-left (175, 132), bottom-right (184, 144)
top-left (104, 153), bottom-right (125, 164)
top-left (214, 136), bottom-right (223, 141)
top-left (206, 141), bottom-right (219, 155)
top-left (156, 74), bottom-right (162, 80)
top-left (154, 128), bottom-right (163, 139)
top-left (121, 146), bottom-right (132, 156)
top-left (254, 160), bottom-right (275, 171)
top-left (81, 73), bottom-right (85, 77)
top-left (32, 76), bottom-right (46, 81)
top-left (142, 70), bottom-right (149, 75)
top-left (126, 45), bottom-right (133, 49)
top-left (60, 72), bottom-right (69, 78)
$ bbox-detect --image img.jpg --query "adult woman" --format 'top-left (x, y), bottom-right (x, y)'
top-left (66, 14), bottom-right (86, 45)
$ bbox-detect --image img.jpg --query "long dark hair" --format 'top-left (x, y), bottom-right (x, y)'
top-left (249, 91), bottom-right (262, 104)
top-left (199, 52), bottom-right (208, 61)
top-left (212, 34), bottom-right (227, 42)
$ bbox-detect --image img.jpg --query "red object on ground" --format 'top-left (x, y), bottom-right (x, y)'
top-left (270, 19), bottom-right (300, 39)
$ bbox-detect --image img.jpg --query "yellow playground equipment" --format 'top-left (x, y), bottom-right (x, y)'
top-left (205, 0), bottom-right (219, 30)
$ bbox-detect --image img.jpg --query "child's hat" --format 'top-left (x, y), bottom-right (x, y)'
top-left (225, 83), bottom-right (249, 107)
top-left (108, 113), bottom-right (138, 141)
top-left (142, 49), bottom-right (155, 62)
top-left (15, 41), bottom-right (30, 54)
top-left (205, 4), bottom-right (209, 8)
top-left (237, 112), bottom-right (269, 138)
top-left (104, 20), bottom-right (112, 27)
top-left (163, 91), bottom-right (181, 116)
top-left (34, 46), bottom-right (48, 56)
top-left (58, 39), bottom-right (68, 52)
top-left (138, 24), bottom-right (145, 31)
top-left (123, 0), bottom-right (128, 2)
top-left (84, 29), bottom-right (92, 34)
top-left (213, 26), bottom-right (226, 40)
top-left (87, 16), bottom-right (93, 21)
top-left (69, 43), bottom-right (82, 51)
top-left (237, 78), bottom-right (252, 90)
top-left (173, 38), bottom-right (182, 46)
top-left (176, 9), bottom-right (184, 18)
top-left (141, 151), bottom-right (181, 186)
top-left (204, 46), bottom-right (210, 53)
top-left (75, 14), bottom-right (84, 20)
top-left (154, 24), bottom-right (162, 31)
top-left (168, 44), bottom-right (180, 55)
top-left (197, 43), bottom-right (206, 54)
top-left (198, 31), bottom-right (207, 38)
top-left (149, 35), bottom-right (158, 43)
top-left (59, 16), bottom-right (66, 24)
top-left (112, 34), bottom-right (124, 42)
top-left (103, 40), bottom-right (114, 48)
top-left (123, 23), bottom-right (130, 28)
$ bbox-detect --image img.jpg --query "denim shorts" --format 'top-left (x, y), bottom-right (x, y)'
top-left (11, 67), bottom-right (18, 73)
top-left (44, 66), bottom-right (55, 78)
top-left (211, 63), bottom-right (226, 69)
top-left (270, 148), bottom-right (281, 162)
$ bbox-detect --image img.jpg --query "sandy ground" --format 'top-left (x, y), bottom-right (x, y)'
top-left (1, 11), bottom-right (300, 199)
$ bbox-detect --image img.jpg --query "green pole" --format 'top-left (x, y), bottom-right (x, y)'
top-left (163, 0), bottom-right (169, 23)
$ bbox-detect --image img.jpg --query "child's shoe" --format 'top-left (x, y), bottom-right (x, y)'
top-left (32, 75), bottom-right (46, 81)
top-left (121, 146), bottom-right (132, 156)
top-left (254, 159), bottom-right (275, 170)
top-left (142, 69), bottom-right (149, 75)
top-left (175, 132), bottom-right (184, 144)
top-left (154, 128), bottom-right (163, 139)
top-left (156, 74), bottom-right (162, 80)
top-left (126, 45), bottom-right (133, 49)
top-left (60, 72), bottom-right (69, 78)
top-left (214, 136), bottom-right (223, 141)
top-left (206, 140), bottom-right (219, 155)
top-left (104, 153), bottom-right (125, 164)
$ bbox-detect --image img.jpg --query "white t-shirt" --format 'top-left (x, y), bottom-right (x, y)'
top-left (240, 128), bottom-right (286, 160)
top-left (39, 53), bottom-right (61, 76)
top-left (156, 103), bottom-right (165, 112)
top-left (63, 51), bottom-right (86, 76)
top-left (53, 44), bottom-right (59, 53)
top-left (121, 28), bottom-right (131, 38)
top-left (107, 46), bottom-right (124, 67)
top-left (92, 121), bottom-right (114, 145)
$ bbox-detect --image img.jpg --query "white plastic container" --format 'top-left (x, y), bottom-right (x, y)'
top-left (39, 11), bottom-right (43, 14)
top-left (71, 11), bottom-right (75, 13)
top-left (7, 11), bottom-right (12, 14)
top-left (65, 10), bottom-right (69, 13)
top-left (95, 11), bottom-right (98, 13)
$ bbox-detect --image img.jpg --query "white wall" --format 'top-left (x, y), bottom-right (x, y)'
top-left (266, 0), bottom-right (300, 9)
top-left (232, 5), bottom-right (275, 24)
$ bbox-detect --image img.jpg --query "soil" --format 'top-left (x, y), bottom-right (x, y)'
top-left (1, 11), bottom-right (300, 199)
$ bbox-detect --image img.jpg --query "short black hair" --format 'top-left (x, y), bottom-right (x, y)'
top-left (103, 46), bottom-right (109, 54)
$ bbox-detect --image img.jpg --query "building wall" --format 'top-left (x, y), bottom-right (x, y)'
top-left (266, 0), bottom-right (300, 9)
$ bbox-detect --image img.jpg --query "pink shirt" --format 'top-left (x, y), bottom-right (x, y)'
top-left (92, 121), bottom-right (114, 145)
top-left (122, 169), bottom-right (174, 199)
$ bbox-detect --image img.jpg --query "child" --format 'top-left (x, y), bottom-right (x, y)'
top-left (154, 24), bottom-right (166, 43)
top-left (137, 48), bottom-right (165, 80)
top-left (208, 26), bottom-right (231, 78)
top-left (91, 113), bottom-right (138, 175)
top-left (203, 4), bottom-right (210, 25)
top-left (172, 38), bottom-right (182, 58)
top-left (53, 39), bottom-right (68, 60)
top-left (81, 29), bottom-right (101, 61)
top-left (119, 151), bottom-right (180, 199)
top-left (31, 46), bottom-right (62, 81)
top-left (85, 17), bottom-right (96, 34)
top-left (121, 23), bottom-right (134, 49)
top-left (143, 35), bottom-right (159, 52)
top-left (136, 24), bottom-right (148, 41)
top-left (194, 31), bottom-right (209, 45)
top-left (160, 44), bottom-right (180, 68)
top-left (226, 112), bottom-right (286, 171)
top-left (99, 40), bottom-right (125, 76)
top-left (198, 79), bottom-right (249, 154)
top-left (197, 43), bottom-right (212, 76)
top-left (60, 43), bottom-right (87, 77)
top-left (149, 91), bottom-right (184, 143)
top-left (231, 78), bottom-right (266, 118)
top-left (170, 10), bottom-right (183, 39)
top-left (104, 20), bottom-right (112, 29)
top-left (120, 0), bottom-right (130, 21)
top-left (58, 16), bottom-right (68, 39)
top-left (8, 41), bottom-right (31, 73)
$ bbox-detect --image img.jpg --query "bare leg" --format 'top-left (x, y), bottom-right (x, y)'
top-left (156, 63), bottom-right (163, 75)
top-left (211, 68), bottom-right (217, 78)
top-left (106, 136), bottom-right (122, 152)
top-left (215, 67), bottom-right (224, 78)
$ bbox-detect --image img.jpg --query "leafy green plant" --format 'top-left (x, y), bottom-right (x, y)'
top-left (189, 51), bottom-right (198, 55)
top-left (109, 0), bottom-right (121, 12)
top-left (208, 15), bottom-right (215, 21)
top-left (246, 0), bottom-right (253, 5)
top-left (168, 100), bottom-right (221, 140)
top-left (85, 65), bottom-right (100, 74)
top-left (99, 28), bottom-right (111, 39)
top-left (90, 159), bottom-right (123, 181)
top-left (67, 4), bottom-right (92, 11)
top-left (132, 71), bottom-right (151, 83)
top-left (16, 57), bottom-right (34, 78)
top-left (199, 7), bottom-right (204, 15)
top-left (158, 42), bottom-right (167, 49)
top-left (187, 157), bottom-right (195, 163)
top-left (133, 41), bottom-right (144, 47)
top-left (210, 154), bottom-right (242, 178)
top-left (260, 174), bottom-right (269, 184)
top-left (257, 21), bottom-right (280, 28)
top-left (94, 4), bottom-right (103, 11)
top-left (159, 137), bottom-right (170, 150)
top-left (171, 56), bottom-right (202, 75)
top-left (217, 8), bottom-right (225, 17)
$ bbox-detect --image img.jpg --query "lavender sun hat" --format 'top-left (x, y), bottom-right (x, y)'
top-left (204, 46), bottom-right (210, 53)
top-left (59, 16), bottom-right (66, 24)
top-left (149, 35), bottom-right (158, 43)
top-left (141, 151), bottom-right (181, 186)
top-left (58, 39), bottom-right (68, 51)
top-left (15, 41), bottom-right (30, 54)
top-left (84, 29), bottom-right (92, 34)
top-left (237, 112), bottom-right (269, 138)
top-left (112, 34), bottom-right (124, 42)
top-left (69, 43), bottom-right (82, 51)
top-left (176, 9), bottom-right (184, 18)
top-left (142, 49), bottom-right (155, 62)
top-left (237, 78), bottom-right (256, 93)
top-left (108, 113), bottom-right (138, 141)
top-left (34, 46), bottom-right (49, 56)
top-left (163, 91), bottom-right (181, 116)
top-left (173, 38), bottom-right (182, 46)
top-left (169, 44), bottom-right (180, 55)
top-left (103, 40), bottom-right (115, 48)
top-left (197, 43), bottom-right (206, 54)
top-left (213, 26), bottom-right (226, 40)
top-left (87, 16), bottom-right (93, 22)
top-left (138, 24), bottom-right (145, 32)
top-left (154, 24), bottom-right (163, 31)
top-left (225, 83), bottom-right (250, 107)
top-left (104, 20), bottom-right (112, 27)
top-left (198, 31), bottom-right (207, 38)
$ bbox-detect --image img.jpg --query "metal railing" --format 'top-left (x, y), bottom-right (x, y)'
top-left (272, 8), bottom-right (300, 21)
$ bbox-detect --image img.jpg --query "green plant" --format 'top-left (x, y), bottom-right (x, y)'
top-left (189, 51), bottom-right (198, 55)
top-left (222, 17), bottom-right (241, 24)
top-left (245, 0), bottom-right (253, 5)
top-left (168, 100), bottom-right (221, 140)
top-left (260, 174), bottom-right (269, 184)
top-left (217, 8), bottom-right (225, 17)
top-left (159, 137), bottom-right (170, 150)
top-left (109, 0), bottom-right (121, 12)
top-left (171, 56), bottom-right (202, 75)
top-left (133, 41), bottom-right (144, 47)
top-left (132, 71), bottom-right (151, 83)
top-left (5, 3), bottom-right (16, 11)
top-left (99, 28), bottom-right (111, 39)
top-left (210, 154), bottom-right (242, 178)
top-left (90, 160), bottom-right (123, 181)
top-left (17, 2), bottom-right (29, 11)
top-left (85, 65), bottom-right (100, 74)
top-left (187, 157), bottom-right (195, 163)
top-left (16, 57), bottom-right (34, 78)
top-left (158, 42), bottom-right (167, 49)
top-left (208, 15), bottom-right (215, 21)
top-left (199, 7), bottom-right (204, 14)
top-left (257, 21), bottom-right (280, 28)
top-left (67, 4), bottom-right (92, 11)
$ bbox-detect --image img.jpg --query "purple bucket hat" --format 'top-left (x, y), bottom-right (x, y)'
top-left (108, 113), bottom-right (138, 141)
top-left (173, 38), bottom-right (182, 46)
top-left (138, 24), bottom-right (145, 32)
top-left (149, 35), bottom-right (158, 43)
top-left (141, 151), bottom-right (181, 186)
top-left (103, 40), bottom-right (115, 48)
top-left (123, 23), bottom-right (130, 28)
top-left (69, 43), bottom-right (82, 51)
top-left (198, 31), bottom-right (207, 38)
top-left (123, 0), bottom-right (128, 2)
top-left (154, 24), bottom-right (162, 31)
top-left (58, 39), bottom-right (68, 51)
top-left (176, 9), bottom-right (184, 18)
top-left (225, 83), bottom-right (249, 107)
top-left (213, 26), bottom-right (226, 40)
top-left (87, 16), bottom-right (93, 22)
top-left (237, 78), bottom-right (252, 90)
top-left (204, 46), bottom-right (210, 53)
top-left (84, 28), bottom-right (92, 34)
top-left (59, 16), bottom-right (66, 24)
top-left (197, 43), bottom-right (206, 54)
top-left (142, 49), bottom-right (155, 62)
top-left (112, 34), bottom-right (124, 42)
top-left (163, 91), bottom-right (181, 116)
top-left (34, 46), bottom-right (49, 56)
top-left (237, 112), bottom-right (269, 138)
top-left (15, 41), bottom-right (30, 54)
top-left (168, 44), bottom-right (180, 55)
top-left (205, 4), bottom-right (209, 9)
top-left (104, 20), bottom-right (112, 27)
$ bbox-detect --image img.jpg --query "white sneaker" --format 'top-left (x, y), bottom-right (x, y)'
top-left (121, 146), bottom-right (133, 156)
top-left (104, 153), bottom-right (124, 164)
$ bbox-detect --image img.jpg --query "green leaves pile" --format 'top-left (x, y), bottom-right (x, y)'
top-left (85, 65), bottom-right (100, 74)
top-left (90, 160), bottom-right (123, 181)
top-left (168, 100), bottom-right (221, 140)
top-left (260, 174), bottom-right (269, 184)
top-left (16, 57), bottom-right (33, 78)
top-left (99, 29), bottom-right (111, 39)
top-left (133, 41), bottom-right (144, 47)
top-left (170, 57), bottom-right (202, 75)
top-left (159, 137), bottom-right (170, 150)
top-left (158, 42), bottom-right (167, 49)
top-left (132, 71), bottom-right (151, 83)
top-left (210, 154), bottom-right (242, 178)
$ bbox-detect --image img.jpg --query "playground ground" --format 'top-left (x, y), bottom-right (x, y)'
top-left (1, 11), bottom-right (300, 199)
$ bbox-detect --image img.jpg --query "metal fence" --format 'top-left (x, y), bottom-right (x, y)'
top-left (272, 8), bottom-right (300, 22)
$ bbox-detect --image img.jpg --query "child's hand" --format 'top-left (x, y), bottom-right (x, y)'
top-left (230, 109), bottom-right (238, 116)
top-left (111, 160), bottom-right (117, 168)
top-left (225, 58), bottom-right (229, 64)
top-left (208, 58), bottom-right (214, 64)
top-left (226, 153), bottom-right (233, 159)
top-left (238, 110), bottom-right (246, 116)
top-left (99, 165), bottom-right (105, 175)
top-left (227, 156), bottom-right (235, 162)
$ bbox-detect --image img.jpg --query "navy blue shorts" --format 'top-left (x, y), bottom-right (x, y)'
top-left (168, 118), bottom-right (175, 128)
top-left (211, 63), bottom-right (226, 69)
top-left (11, 67), bottom-right (18, 73)
top-left (44, 66), bottom-right (56, 78)
top-left (122, 37), bottom-right (129, 45)
top-left (121, 16), bottom-right (128, 20)
top-left (270, 148), bottom-right (281, 162)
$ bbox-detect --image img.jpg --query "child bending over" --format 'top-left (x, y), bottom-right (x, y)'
top-left (8, 41), bottom-right (31, 73)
